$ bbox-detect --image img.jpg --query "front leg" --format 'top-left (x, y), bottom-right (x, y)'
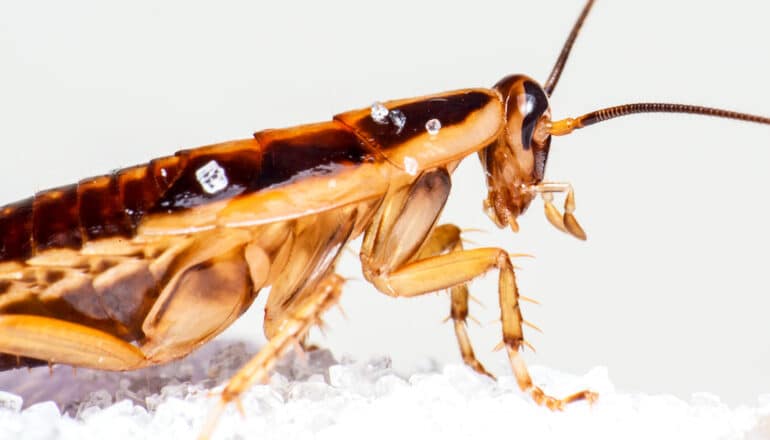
top-left (361, 168), bottom-right (596, 409)
top-left (528, 181), bottom-right (587, 240)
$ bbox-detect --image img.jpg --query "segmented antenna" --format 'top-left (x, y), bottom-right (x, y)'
top-left (543, 0), bottom-right (595, 96)
top-left (549, 103), bottom-right (770, 136)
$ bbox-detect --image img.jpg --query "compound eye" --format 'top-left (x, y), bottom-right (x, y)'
top-left (519, 80), bottom-right (550, 150)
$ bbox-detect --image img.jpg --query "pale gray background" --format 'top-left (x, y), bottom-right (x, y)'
top-left (1, 0), bottom-right (768, 405)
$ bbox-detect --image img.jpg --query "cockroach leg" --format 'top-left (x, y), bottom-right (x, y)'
top-left (0, 314), bottom-right (147, 371)
top-left (451, 283), bottom-right (493, 378)
top-left (368, 246), bottom-right (594, 407)
top-left (529, 182), bottom-right (587, 240)
top-left (506, 346), bottom-right (597, 409)
top-left (263, 210), bottom-right (356, 342)
top-left (416, 224), bottom-right (493, 378)
top-left (200, 272), bottom-right (344, 440)
top-left (495, 250), bottom-right (597, 408)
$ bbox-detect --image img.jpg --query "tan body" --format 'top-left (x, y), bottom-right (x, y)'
top-left (2, 1), bottom-right (769, 438)
top-left (0, 78), bottom-right (592, 437)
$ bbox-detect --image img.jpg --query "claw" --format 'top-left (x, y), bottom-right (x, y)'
top-left (199, 400), bottom-right (227, 440)
top-left (563, 213), bottom-right (587, 240)
top-left (234, 397), bottom-right (245, 418)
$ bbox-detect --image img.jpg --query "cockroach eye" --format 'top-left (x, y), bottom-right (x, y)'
top-left (370, 102), bottom-right (389, 123)
top-left (425, 118), bottom-right (442, 136)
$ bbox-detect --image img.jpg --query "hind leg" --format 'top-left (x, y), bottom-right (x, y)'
top-left (200, 272), bottom-right (344, 440)
top-left (200, 210), bottom-right (357, 439)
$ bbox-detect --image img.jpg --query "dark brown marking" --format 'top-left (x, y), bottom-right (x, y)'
top-left (339, 91), bottom-right (492, 150)
top-left (117, 165), bottom-right (163, 230)
top-left (43, 269), bottom-right (66, 284)
top-left (254, 122), bottom-right (375, 189)
top-left (151, 145), bottom-right (261, 213)
top-left (0, 280), bottom-right (10, 295)
top-left (79, 175), bottom-right (133, 240)
top-left (151, 154), bottom-right (188, 192)
top-left (0, 198), bottom-right (34, 262)
top-left (32, 185), bottom-right (83, 252)
top-left (149, 124), bottom-right (374, 214)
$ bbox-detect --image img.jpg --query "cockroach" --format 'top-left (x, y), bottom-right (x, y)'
top-left (0, 0), bottom-right (768, 437)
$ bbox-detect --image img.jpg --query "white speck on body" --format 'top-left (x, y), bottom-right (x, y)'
top-left (425, 118), bottom-right (441, 136)
top-left (370, 102), bottom-right (389, 124)
top-left (195, 160), bottom-right (229, 194)
top-left (160, 168), bottom-right (168, 178)
top-left (389, 109), bottom-right (406, 133)
top-left (328, 179), bottom-right (337, 189)
top-left (403, 156), bottom-right (418, 176)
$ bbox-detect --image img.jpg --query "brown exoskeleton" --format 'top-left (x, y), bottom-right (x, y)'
top-left (0, 0), bottom-right (768, 437)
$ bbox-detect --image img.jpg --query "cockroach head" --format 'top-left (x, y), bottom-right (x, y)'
top-left (478, 74), bottom-right (552, 231)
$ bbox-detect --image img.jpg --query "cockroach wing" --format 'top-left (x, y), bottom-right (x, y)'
top-left (137, 122), bottom-right (392, 234)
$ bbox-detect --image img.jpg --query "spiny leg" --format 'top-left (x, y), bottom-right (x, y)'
top-left (496, 252), bottom-right (597, 409)
top-left (416, 224), bottom-right (493, 378)
top-left (362, 168), bottom-right (594, 408)
top-left (200, 273), bottom-right (344, 440)
top-left (366, 248), bottom-right (596, 409)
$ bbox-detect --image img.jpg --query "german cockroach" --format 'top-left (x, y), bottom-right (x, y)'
top-left (1, 0), bottom-right (768, 437)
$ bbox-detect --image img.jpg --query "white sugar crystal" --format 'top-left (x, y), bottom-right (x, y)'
top-left (442, 364), bottom-right (495, 398)
top-left (3, 341), bottom-right (770, 439)
top-left (21, 401), bottom-right (61, 440)
top-left (77, 389), bottom-right (112, 418)
top-left (425, 118), bottom-right (441, 135)
top-left (195, 160), bottom-right (228, 195)
top-left (403, 156), bottom-right (418, 175)
top-left (388, 109), bottom-right (406, 132)
top-left (370, 102), bottom-right (389, 123)
top-left (288, 381), bottom-right (337, 401)
top-left (0, 391), bottom-right (22, 413)
top-left (374, 374), bottom-right (407, 398)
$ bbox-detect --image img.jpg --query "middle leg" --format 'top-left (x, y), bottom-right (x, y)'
top-left (415, 224), bottom-right (493, 378)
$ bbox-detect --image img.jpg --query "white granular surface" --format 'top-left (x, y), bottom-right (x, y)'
top-left (0, 340), bottom-right (768, 440)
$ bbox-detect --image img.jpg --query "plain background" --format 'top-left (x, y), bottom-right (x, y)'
top-left (1, 0), bottom-right (768, 406)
